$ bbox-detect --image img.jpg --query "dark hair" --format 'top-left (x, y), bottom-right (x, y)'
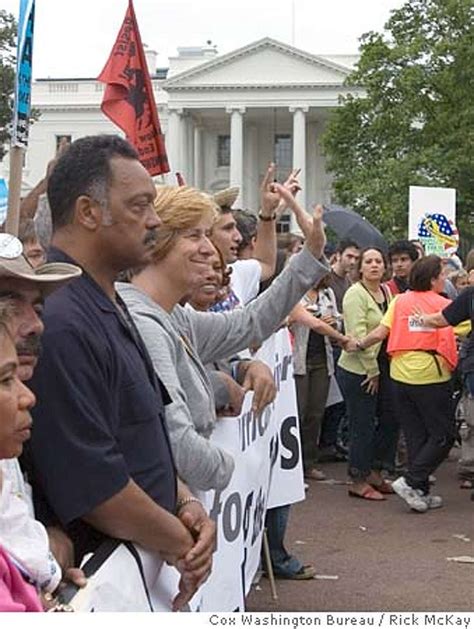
top-left (409, 255), bottom-right (443, 292)
top-left (357, 246), bottom-right (387, 276)
top-left (388, 240), bottom-right (418, 263)
top-left (465, 249), bottom-right (474, 272)
top-left (47, 135), bottom-right (139, 230)
top-left (336, 239), bottom-right (360, 255)
top-left (233, 209), bottom-right (257, 251)
top-left (212, 244), bottom-right (232, 288)
top-left (18, 218), bottom-right (38, 243)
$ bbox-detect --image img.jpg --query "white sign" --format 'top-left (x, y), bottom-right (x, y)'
top-left (196, 328), bottom-right (304, 612)
top-left (409, 186), bottom-right (458, 256)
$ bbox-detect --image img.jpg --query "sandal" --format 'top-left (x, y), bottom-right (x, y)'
top-left (348, 485), bottom-right (386, 501)
top-left (369, 480), bottom-right (394, 494)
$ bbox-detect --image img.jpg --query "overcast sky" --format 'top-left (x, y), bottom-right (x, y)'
top-left (2, 0), bottom-right (406, 78)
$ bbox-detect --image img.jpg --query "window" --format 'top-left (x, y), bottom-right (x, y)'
top-left (217, 135), bottom-right (230, 167)
top-left (277, 213), bottom-right (291, 234)
top-left (274, 134), bottom-right (292, 181)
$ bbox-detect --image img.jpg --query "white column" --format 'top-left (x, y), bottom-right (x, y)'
top-left (227, 107), bottom-right (245, 206)
top-left (246, 125), bottom-right (259, 210)
top-left (290, 106), bottom-right (308, 232)
top-left (179, 112), bottom-right (189, 183)
top-left (166, 108), bottom-right (183, 183)
top-left (193, 125), bottom-right (204, 189)
top-left (184, 114), bottom-right (194, 185)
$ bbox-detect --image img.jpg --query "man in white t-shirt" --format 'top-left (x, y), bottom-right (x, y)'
top-left (211, 164), bottom-right (300, 309)
top-left (210, 173), bottom-right (316, 580)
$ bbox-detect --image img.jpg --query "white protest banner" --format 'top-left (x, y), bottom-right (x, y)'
top-left (266, 329), bottom-right (305, 508)
top-left (409, 186), bottom-right (458, 256)
top-left (196, 394), bottom-right (273, 611)
top-left (196, 328), bottom-right (304, 611)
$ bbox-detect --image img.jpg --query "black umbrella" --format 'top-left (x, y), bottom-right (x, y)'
top-left (322, 205), bottom-right (388, 252)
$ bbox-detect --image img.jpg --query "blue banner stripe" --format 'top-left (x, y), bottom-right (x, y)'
top-left (12, 0), bottom-right (35, 147)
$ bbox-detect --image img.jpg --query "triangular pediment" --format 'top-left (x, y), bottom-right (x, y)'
top-left (164, 38), bottom-right (351, 90)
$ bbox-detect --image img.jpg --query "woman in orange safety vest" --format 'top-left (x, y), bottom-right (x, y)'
top-left (346, 255), bottom-right (457, 514)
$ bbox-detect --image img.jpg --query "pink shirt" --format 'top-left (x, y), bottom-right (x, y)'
top-left (0, 546), bottom-right (42, 612)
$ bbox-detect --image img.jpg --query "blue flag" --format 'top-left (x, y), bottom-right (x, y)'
top-left (0, 179), bottom-right (8, 224)
top-left (12, 0), bottom-right (35, 147)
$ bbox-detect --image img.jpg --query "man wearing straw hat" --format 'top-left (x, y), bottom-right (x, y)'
top-left (0, 232), bottom-right (84, 596)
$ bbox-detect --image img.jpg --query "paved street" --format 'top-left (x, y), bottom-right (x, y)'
top-left (247, 452), bottom-right (474, 612)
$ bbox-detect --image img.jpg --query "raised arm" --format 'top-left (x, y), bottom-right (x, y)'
top-left (185, 200), bottom-right (329, 363)
top-left (251, 163), bottom-right (279, 281)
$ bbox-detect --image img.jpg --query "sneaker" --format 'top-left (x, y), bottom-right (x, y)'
top-left (304, 468), bottom-right (327, 481)
top-left (418, 491), bottom-right (443, 509)
top-left (391, 477), bottom-right (428, 513)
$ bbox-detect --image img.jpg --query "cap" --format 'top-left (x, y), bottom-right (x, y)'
top-left (0, 234), bottom-right (82, 293)
top-left (213, 187), bottom-right (239, 210)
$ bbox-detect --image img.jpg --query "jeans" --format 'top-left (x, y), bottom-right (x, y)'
top-left (375, 354), bottom-right (399, 473)
top-left (339, 363), bottom-right (398, 480)
top-left (264, 505), bottom-right (302, 576)
top-left (320, 346), bottom-right (347, 449)
top-left (393, 380), bottom-right (455, 494)
top-left (295, 352), bottom-right (330, 470)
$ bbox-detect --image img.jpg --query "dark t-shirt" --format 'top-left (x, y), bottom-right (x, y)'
top-left (306, 329), bottom-right (326, 361)
top-left (442, 287), bottom-right (474, 374)
top-left (327, 270), bottom-right (350, 313)
top-left (28, 248), bottom-right (176, 559)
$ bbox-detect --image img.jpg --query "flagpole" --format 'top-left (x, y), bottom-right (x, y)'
top-left (5, 147), bottom-right (24, 235)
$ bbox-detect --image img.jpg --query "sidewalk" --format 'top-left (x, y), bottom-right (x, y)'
top-left (247, 454), bottom-right (474, 612)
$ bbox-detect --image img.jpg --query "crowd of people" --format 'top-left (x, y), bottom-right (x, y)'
top-left (0, 134), bottom-right (472, 611)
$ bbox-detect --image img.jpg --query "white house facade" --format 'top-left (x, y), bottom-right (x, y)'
top-left (2, 37), bottom-right (361, 231)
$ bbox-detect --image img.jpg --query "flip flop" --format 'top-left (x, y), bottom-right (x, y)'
top-left (348, 486), bottom-right (386, 501)
top-left (369, 480), bottom-right (394, 494)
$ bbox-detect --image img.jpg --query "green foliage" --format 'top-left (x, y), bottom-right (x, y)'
top-left (322, 0), bottom-right (474, 246)
top-left (0, 10), bottom-right (16, 161)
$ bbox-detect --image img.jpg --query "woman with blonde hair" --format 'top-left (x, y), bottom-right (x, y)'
top-left (117, 184), bottom-right (330, 493)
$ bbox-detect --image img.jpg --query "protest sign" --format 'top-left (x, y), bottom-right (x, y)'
top-left (197, 328), bottom-right (304, 611)
top-left (409, 186), bottom-right (458, 256)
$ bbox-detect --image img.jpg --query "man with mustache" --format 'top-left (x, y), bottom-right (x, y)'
top-left (0, 232), bottom-right (84, 597)
top-left (26, 135), bottom-right (215, 611)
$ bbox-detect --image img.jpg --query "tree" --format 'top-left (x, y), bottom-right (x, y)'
top-left (0, 10), bottom-right (17, 162)
top-left (322, 0), bottom-right (474, 244)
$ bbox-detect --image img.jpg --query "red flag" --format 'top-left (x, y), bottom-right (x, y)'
top-left (97, 0), bottom-right (169, 176)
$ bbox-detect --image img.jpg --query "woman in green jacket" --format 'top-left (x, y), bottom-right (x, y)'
top-left (338, 247), bottom-right (397, 500)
